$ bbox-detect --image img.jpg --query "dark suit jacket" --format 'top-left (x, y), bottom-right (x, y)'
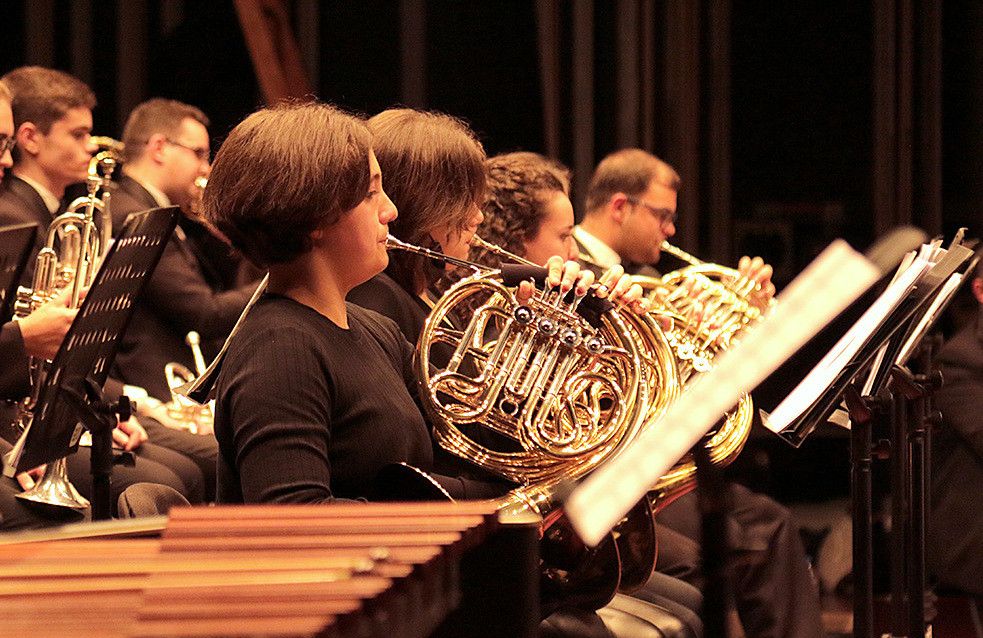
top-left (0, 175), bottom-right (54, 286)
top-left (109, 176), bottom-right (256, 400)
top-left (929, 315), bottom-right (983, 595)
top-left (0, 322), bottom-right (29, 400)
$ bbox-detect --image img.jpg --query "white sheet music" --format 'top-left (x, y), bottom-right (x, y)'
top-left (896, 272), bottom-right (962, 365)
top-left (566, 240), bottom-right (881, 547)
top-left (762, 254), bottom-right (932, 434)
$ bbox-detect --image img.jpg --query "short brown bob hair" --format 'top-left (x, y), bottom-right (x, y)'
top-left (584, 148), bottom-right (681, 215)
top-left (476, 152), bottom-right (571, 267)
top-left (203, 102), bottom-right (372, 268)
top-left (368, 108), bottom-right (486, 294)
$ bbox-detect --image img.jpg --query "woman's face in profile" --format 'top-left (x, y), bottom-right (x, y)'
top-left (431, 201), bottom-right (484, 263)
top-left (523, 191), bottom-right (576, 266)
top-left (320, 150), bottom-right (398, 288)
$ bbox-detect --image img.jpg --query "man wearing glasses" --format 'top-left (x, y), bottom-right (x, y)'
top-left (574, 148), bottom-right (679, 277)
top-left (109, 99), bottom-right (259, 501)
top-left (575, 148), bottom-right (824, 638)
top-left (0, 70), bottom-right (209, 514)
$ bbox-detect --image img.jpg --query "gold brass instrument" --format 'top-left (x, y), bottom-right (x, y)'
top-left (391, 234), bottom-right (678, 493)
top-left (632, 241), bottom-right (767, 505)
top-left (9, 138), bottom-right (122, 510)
top-left (150, 331), bottom-right (215, 435)
top-left (389, 235), bottom-right (680, 600)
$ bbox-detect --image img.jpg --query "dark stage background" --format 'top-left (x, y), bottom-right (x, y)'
top-left (2, 0), bottom-right (980, 502)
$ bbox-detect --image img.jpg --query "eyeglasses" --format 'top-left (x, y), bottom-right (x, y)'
top-left (627, 196), bottom-right (677, 227)
top-left (0, 135), bottom-right (16, 155)
top-left (165, 138), bottom-right (210, 163)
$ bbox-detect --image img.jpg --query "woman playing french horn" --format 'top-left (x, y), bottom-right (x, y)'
top-left (206, 103), bottom-right (644, 501)
top-left (205, 103), bottom-right (677, 636)
top-left (345, 109), bottom-right (707, 634)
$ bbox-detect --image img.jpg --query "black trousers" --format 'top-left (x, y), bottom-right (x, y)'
top-left (140, 417), bottom-right (218, 501)
top-left (0, 435), bottom-right (202, 528)
top-left (655, 485), bottom-right (823, 638)
top-left (65, 441), bottom-right (205, 509)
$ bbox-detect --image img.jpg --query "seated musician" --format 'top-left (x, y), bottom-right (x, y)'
top-left (109, 98), bottom-right (260, 499)
top-left (0, 67), bottom-right (205, 511)
top-left (346, 110), bottom-right (701, 637)
top-left (204, 102), bottom-right (620, 503)
top-left (929, 257), bottom-right (983, 599)
top-left (574, 147), bottom-right (822, 637)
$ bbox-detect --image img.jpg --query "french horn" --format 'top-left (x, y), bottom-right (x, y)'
top-left (135, 331), bottom-right (215, 435)
top-left (632, 241), bottom-right (766, 506)
top-left (388, 235), bottom-right (680, 603)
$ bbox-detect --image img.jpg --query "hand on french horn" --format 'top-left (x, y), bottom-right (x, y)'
top-left (513, 258), bottom-right (648, 314)
top-left (735, 255), bottom-right (776, 310)
top-left (593, 264), bottom-right (650, 314)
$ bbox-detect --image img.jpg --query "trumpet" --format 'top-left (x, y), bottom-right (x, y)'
top-left (9, 139), bottom-right (121, 510)
top-left (155, 331), bottom-right (214, 435)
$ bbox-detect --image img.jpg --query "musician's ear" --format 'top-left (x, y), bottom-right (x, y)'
top-left (972, 277), bottom-right (983, 305)
top-left (15, 122), bottom-right (40, 156)
top-left (610, 193), bottom-right (630, 223)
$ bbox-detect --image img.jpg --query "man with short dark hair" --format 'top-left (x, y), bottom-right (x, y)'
top-left (575, 149), bottom-right (680, 275)
top-left (109, 98), bottom-right (260, 500)
top-left (578, 148), bottom-right (822, 638)
top-left (0, 68), bottom-right (206, 514)
top-left (0, 67), bottom-right (97, 275)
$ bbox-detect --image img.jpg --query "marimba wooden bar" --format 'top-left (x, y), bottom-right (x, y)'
top-left (0, 502), bottom-right (540, 638)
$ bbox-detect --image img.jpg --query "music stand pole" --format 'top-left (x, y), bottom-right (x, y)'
top-left (891, 350), bottom-right (942, 638)
top-left (60, 379), bottom-right (134, 521)
top-left (845, 383), bottom-right (888, 638)
top-left (694, 433), bottom-right (729, 638)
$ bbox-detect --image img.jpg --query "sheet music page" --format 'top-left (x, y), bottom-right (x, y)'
top-left (566, 240), bottom-right (881, 547)
top-left (896, 272), bottom-right (963, 364)
top-left (179, 274), bottom-right (269, 402)
top-left (762, 254), bottom-right (931, 434)
top-left (859, 250), bottom-right (919, 396)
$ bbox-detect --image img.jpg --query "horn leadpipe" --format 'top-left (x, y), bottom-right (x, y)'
top-left (470, 235), bottom-right (538, 267)
top-left (385, 234), bottom-right (490, 273)
top-left (660, 241), bottom-right (704, 267)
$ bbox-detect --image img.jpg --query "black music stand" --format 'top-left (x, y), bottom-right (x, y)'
top-left (770, 238), bottom-right (974, 638)
top-left (850, 256), bottom-right (975, 638)
top-left (4, 207), bottom-right (179, 520)
top-left (0, 222), bottom-right (39, 322)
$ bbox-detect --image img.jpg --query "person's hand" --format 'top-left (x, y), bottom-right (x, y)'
top-left (734, 256), bottom-right (775, 311)
top-left (113, 415), bottom-right (148, 451)
top-left (14, 466), bottom-right (45, 491)
top-left (593, 265), bottom-right (649, 315)
top-left (17, 288), bottom-right (79, 360)
top-left (516, 256), bottom-right (596, 303)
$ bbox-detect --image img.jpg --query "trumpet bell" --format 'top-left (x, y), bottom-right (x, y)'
top-left (16, 458), bottom-right (89, 510)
